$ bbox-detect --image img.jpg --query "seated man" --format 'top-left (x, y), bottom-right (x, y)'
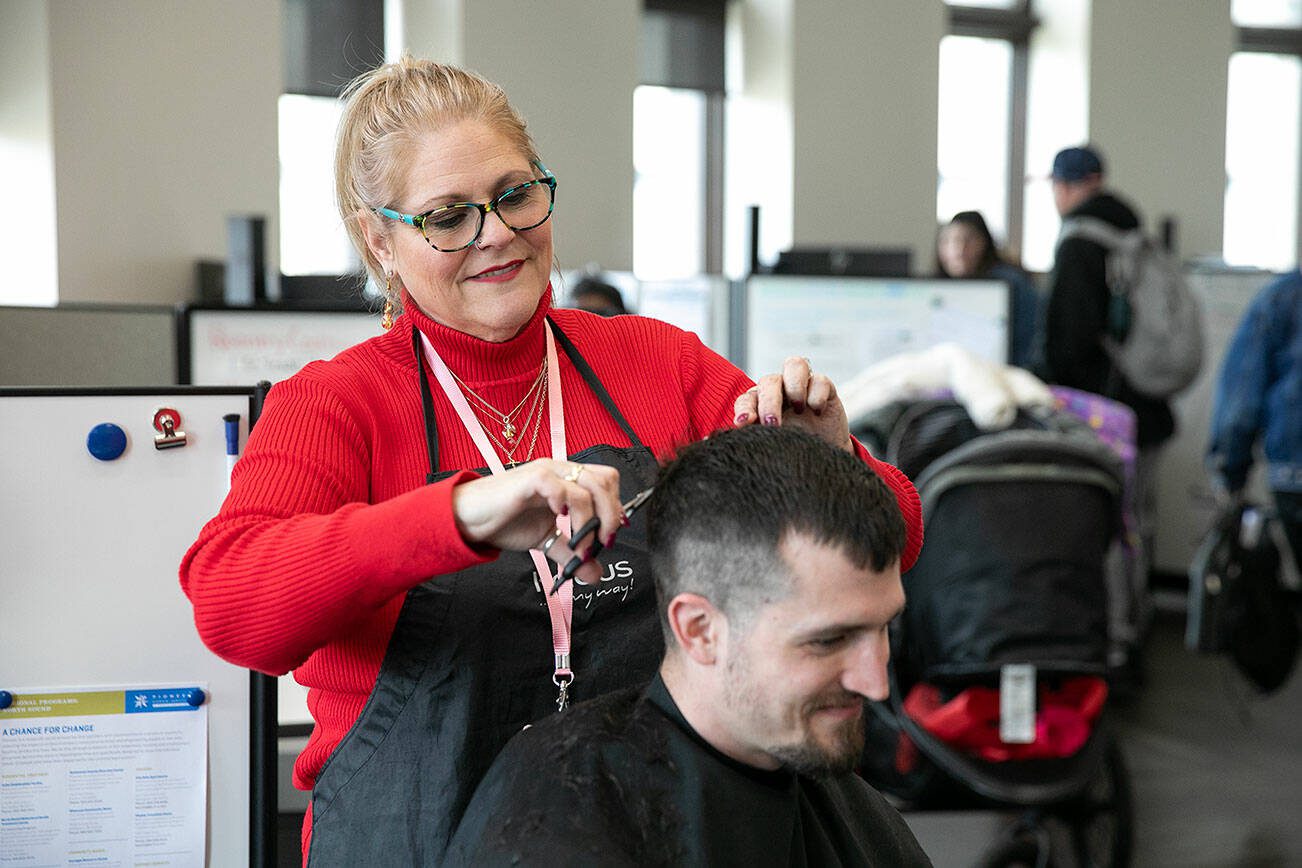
top-left (447, 426), bottom-right (931, 867)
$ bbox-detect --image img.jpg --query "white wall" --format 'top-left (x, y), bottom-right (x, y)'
top-left (1089, 0), bottom-right (1234, 260)
top-left (403, 0), bottom-right (639, 273)
top-left (44, 0), bottom-right (281, 305)
top-left (790, 0), bottom-right (945, 271)
top-left (0, 0), bottom-right (58, 306)
top-left (466, 1), bottom-right (639, 274)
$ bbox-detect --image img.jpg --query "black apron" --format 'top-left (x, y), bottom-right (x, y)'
top-left (306, 319), bottom-right (662, 866)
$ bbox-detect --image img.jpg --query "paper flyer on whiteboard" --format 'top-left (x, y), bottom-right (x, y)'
top-left (0, 686), bottom-right (207, 867)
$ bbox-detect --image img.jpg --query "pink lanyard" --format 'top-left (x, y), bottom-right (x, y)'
top-left (420, 324), bottom-right (576, 711)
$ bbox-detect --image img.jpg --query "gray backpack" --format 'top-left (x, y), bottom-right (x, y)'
top-left (1060, 216), bottom-right (1204, 398)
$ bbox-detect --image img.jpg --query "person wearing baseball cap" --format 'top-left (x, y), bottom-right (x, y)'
top-left (1043, 144), bottom-right (1172, 447)
top-left (1042, 144), bottom-right (1174, 685)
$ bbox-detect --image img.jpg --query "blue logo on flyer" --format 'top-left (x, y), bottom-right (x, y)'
top-left (125, 688), bottom-right (204, 713)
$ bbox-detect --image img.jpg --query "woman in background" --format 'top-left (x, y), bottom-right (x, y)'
top-left (937, 210), bottom-right (1043, 370)
top-left (180, 57), bottom-right (923, 865)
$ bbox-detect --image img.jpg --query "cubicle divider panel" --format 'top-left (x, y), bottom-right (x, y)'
top-left (0, 305), bottom-right (176, 387)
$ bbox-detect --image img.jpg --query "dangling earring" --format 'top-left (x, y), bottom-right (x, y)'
top-left (381, 272), bottom-right (395, 330)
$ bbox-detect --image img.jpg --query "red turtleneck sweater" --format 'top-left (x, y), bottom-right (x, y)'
top-left (179, 290), bottom-right (923, 834)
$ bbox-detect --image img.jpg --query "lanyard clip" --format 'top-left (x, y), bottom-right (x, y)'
top-left (553, 664), bottom-right (573, 712)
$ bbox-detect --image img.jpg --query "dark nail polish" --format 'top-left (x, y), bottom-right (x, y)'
top-left (561, 504), bottom-right (569, 516)
top-left (792, 400), bottom-right (805, 414)
top-left (763, 414), bottom-right (779, 427)
top-left (605, 533), bottom-right (616, 548)
top-left (620, 514), bottom-right (630, 527)
top-left (735, 412), bottom-right (749, 425)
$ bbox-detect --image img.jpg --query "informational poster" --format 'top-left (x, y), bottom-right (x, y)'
top-left (0, 685), bottom-right (208, 867)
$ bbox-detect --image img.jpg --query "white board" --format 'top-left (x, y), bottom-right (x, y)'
top-left (0, 389), bottom-right (271, 866)
top-left (181, 307), bottom-right (379, 386)
top-left (745, 275), bottom-right (1010, 384)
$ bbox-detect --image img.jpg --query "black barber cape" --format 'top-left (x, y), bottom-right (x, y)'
top-left (445, 675), bottom-right (932, 867)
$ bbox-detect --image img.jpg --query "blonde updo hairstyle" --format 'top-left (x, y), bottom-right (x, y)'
top-left (336, 56), bottom-right (540, 310)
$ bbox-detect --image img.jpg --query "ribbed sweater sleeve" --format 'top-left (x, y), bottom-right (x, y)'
top-left (179, 363), bottom-right (495, 676)
top-left (854, 438), bottom-right (924, 573)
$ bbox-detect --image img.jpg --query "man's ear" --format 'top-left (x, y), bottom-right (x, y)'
top-left (666, 593), bottom-right (725, 666)
top-left (357, 209), bottom-right (396, 275)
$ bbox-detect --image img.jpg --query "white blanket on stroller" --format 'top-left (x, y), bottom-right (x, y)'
top-left (840, 343), bottom-right (1054, 431)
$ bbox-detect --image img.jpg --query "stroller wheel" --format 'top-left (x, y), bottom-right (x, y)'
top-left (972, 824), bottom-right (1051, 868)
top-left (1060, 736), bottom-right (1134, 868)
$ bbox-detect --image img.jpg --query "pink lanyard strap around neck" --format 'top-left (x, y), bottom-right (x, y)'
top-left (420, 324), bottom-right (576, 710)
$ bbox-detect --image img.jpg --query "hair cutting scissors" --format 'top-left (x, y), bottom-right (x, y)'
top-left (545, 486), bottom-right (654, 596)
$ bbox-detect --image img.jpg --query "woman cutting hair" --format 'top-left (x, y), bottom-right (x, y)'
top-left (180, 57), bottom-right (922, 865)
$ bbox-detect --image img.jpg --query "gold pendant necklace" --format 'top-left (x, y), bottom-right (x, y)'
top-left (450, 358), bottom-right (546, 445)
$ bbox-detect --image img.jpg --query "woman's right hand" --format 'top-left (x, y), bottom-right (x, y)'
top-left (451, 459), bottom-right (625, 583)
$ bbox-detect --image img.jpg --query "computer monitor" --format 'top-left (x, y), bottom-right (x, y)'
top-left (770, 246), bottom-right (912, 278)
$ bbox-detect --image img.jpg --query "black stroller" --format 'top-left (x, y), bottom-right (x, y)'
top-left (856, 399), bottom-right (1135, 868)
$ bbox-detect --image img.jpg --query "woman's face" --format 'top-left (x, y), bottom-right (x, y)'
top-left (370, 120), bottom-right (553, 342)
top-left (937, 223), bottom-right (987, 278)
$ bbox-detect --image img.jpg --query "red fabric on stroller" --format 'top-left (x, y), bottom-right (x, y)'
top-left (897, 677), bottom-right (1108, 768)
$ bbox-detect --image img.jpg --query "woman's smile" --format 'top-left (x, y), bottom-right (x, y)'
top-left (468, 259), bottom-right (526, 282)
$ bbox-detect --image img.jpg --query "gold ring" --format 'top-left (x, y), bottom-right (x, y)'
top-left (564, 464), bottom-right (584, 483)
top-left (539, 528), bottom-right (564, 556)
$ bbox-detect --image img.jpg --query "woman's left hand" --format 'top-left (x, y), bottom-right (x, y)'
top-left (733, 356), bottom-right (853, 453)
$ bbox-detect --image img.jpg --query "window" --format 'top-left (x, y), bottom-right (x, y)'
top-left (937, 3), bottom-right (1036, 263)
top-left (1231, 0), bottom-right (1302, 28)
top-left (633, 87), bottom-right (709, 280)
top-left (279, 0), bottom-right (383, 281)
top-left (634, 0), bottom-right (725, 280)
top-left (1223, 4), bottom-right (1302, 269)
top-left (1223, 52), bottom-right (1301, 270)
top-left (937, 36), bottom-right (1014, 241)
top-left (279, 94), bottom-right (357, 276)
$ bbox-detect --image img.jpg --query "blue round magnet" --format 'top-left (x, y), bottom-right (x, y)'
top-left (0, 690), bottom-right (12, 710)
top-left (187, 688), bottom-right (206, 707)
top-left (87, 423), bottom-right (128, 461)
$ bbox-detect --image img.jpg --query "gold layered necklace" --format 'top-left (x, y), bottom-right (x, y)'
top-left (449, 358), bottom-right (547, 445)
top-left (450, 357), bottom-right (549, 465)
top-left (487, 372), bottom-right (548, 466)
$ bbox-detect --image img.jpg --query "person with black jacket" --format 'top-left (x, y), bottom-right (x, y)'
top-left (1043, 145), bottom-right (1175, 450)
top-left (1043, 146), bottom-right (1173, 673)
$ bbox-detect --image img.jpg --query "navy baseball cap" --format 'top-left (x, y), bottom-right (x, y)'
top-left (1051, 146), bottom-right (1104, 182)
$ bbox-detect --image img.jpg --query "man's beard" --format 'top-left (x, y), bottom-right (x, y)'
top-left (723, 652), bottom-right (866, 777)
top-left (767, 705), bottom-right (866, 778)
